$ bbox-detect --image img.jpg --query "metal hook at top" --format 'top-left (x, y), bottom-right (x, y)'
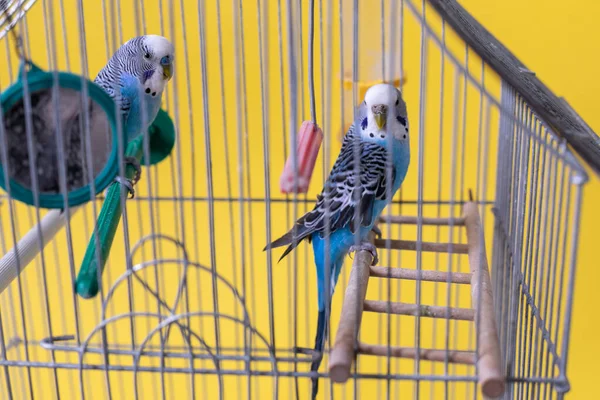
top-left (0, 0), bottom-right (28, 60)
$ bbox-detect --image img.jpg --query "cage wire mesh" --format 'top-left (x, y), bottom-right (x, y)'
top-left (0, 0), bottom-right (594, 399)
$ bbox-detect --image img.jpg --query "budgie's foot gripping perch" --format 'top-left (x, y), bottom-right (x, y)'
top-left (349, 241), bottom-right (379, 266)
top-left (124, 156), bottom-right (142, 185)
top-left (114, 156), bottom-right (142, 199)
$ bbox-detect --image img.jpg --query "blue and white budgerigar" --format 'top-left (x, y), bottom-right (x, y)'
top-left (95, 34), bottom-right (174, 140)
top-left (94, 34), bottom-right (174, 181)
top-left (265, 83), bottom-right (411, 399)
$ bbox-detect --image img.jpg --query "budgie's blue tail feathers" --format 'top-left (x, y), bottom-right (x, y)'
top-left (311, 309), bottom-right (328, 400)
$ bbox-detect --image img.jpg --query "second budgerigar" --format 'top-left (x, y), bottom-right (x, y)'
top-left (265, 83), bottom-right (411, 399)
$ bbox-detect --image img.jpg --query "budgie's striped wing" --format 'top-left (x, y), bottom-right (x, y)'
top-left (266, 128), bottom-right (396, 261)
top-left (94, 38), bottom-right (148, 123)
top-left (94, 70), bottom-right (134, 126)
top-left (306, 130), bottom-right (396, 235)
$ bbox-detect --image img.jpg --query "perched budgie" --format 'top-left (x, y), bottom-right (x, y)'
top-left (95, 35), bottom-right (174, 140)
top-left (265, 83), bottom-right (410, 399)
top-left (1, 35), bottom-right (174, 194)
top-left (94, 34), bottom-right (174, 181)
top-left (71, 36), bottom-right (175, 299)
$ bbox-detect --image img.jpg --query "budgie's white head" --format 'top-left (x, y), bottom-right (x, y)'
top-left (360, 83), bottom-right (409, 142)
top-left (104, 34), bottom-right (175, 99)
top-left (138, 35), bottom-right (175, 95)
top-left (95, 35), bottom-right (175, 99)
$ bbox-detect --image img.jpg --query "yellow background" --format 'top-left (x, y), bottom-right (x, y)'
top-left (463, 1), bottom-right (600, 398)
top-left (0, 0), bottom-right (598, 399)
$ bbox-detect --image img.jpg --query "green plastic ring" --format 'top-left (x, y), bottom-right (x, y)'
top-left (0, 61), bottom-right (124, 209)
top-left (141, 108), bottom-right (176, 165)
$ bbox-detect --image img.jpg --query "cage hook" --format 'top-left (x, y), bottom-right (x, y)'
top-left (0, 0), bottom-right (26, 61)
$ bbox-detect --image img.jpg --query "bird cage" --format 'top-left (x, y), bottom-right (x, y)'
top-left (0, 0), bottom-right (598, 399)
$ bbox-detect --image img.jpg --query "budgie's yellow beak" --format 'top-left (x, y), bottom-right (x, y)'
top-left (162, 64), bottom-right (173, 80)
top-left (373, 105), bottom-right (387, 130)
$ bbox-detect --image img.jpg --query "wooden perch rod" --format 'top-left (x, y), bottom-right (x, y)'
top-left (358, 342), bottom-right (475, 365)
top-left (328, 233), bottom-right (374, 383)
top-left (374, 239), bottom-right (469, 254)
top-left (463, 201), bottom-right (505, 398)
top-left (379, 215), bottom-right (466, 226)
top-left (369, 266), bottom-right (472, 284)
top-left (363, 300), bottom-right (475, 321)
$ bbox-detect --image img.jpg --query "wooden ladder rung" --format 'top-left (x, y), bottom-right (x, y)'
top-left (369, 266), bottom-right (472, 284)
top-left (379, 215), bottom-right (466, 226)
top-left (373, 239), bottom-right (469, 254)
top-left (329, 202), bottom-right (505, 398)
top-left (363, 300), bottom-right (475, 321)
top-left (357, 342), bottom-right (475, 365)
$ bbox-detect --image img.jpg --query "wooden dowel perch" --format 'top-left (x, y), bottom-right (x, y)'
top-left (328, 206), bottom-right (504, 398)
top-left (379, 215), bottom-right (466, 226)
top-left (369, 266), bottom-right (472, 284)
top-left (363, 300), bottom-right (475, 321)
top-left (374, 239), bottom-right (469, 254)
top-left (328, 233), bottom-right (375, 383)
top-left (463, 202), bottom-right (505, 398)
top-left (358, 342), bottom-right (475, 365)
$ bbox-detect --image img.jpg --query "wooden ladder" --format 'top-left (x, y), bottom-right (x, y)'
top-left (328, 202), bottom-right (505, 398)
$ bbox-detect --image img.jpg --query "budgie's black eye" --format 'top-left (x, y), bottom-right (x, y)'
top-left (144, 52), bottom-right (151, 59)
top-left (361, 117), bottom-right (368, 130)
top-left (396, 115), bottom-right (406, 126)
top-left (395, 98), bottom-right (399, 106)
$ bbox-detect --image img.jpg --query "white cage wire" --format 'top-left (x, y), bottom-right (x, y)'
top-left (0, 0), bottom-right (597, 399)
